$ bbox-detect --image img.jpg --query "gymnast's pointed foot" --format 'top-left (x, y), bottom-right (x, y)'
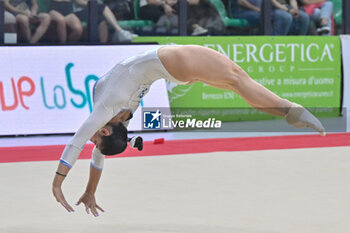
top-left (285, 103), bottom-right (326, 136)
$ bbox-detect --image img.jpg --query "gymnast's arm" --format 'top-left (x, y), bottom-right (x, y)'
top-left (52, 103), bottom-right (113, 212)
top-left (74, 113), bottom-right (131, 216)
top-left (75, 147), bottom-right (105, 217)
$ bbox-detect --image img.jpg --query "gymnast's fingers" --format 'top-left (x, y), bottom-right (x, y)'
top-left (52, 186), bottom-right (74, 212)
top-left (96, 204), bottom-right (105, 213)
top-left (85, 205), bottom-right (90, 215)
top-left (60, 200), bottom-right (75, 213)
top-left (90, 206), bottom-right (99, 217)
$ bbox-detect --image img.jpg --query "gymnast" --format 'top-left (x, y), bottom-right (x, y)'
top-left (52, 45), bottom-right (325, 217)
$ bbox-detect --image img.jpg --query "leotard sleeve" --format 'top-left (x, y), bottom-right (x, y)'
top-left (90, 146), bottom-right (105, 170)
top-left (60, 103), bottom-right (113, 168)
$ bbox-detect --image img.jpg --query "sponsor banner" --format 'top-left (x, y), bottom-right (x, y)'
top-left (341, 35), bottom-right (350, 132)
top-left (0, 44), bottom-right (170, 135)
top-left (134, 36), bottom-right (342, 120)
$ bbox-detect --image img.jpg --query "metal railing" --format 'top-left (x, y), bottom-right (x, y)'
top-left (87, 0), bottom-right (98, 42)
top-left (0, 1), bottom-right (4, 44)
top-left (261, 0), bottom-right (273, 35)
top-left (344, 0), bottom-right (350, 34)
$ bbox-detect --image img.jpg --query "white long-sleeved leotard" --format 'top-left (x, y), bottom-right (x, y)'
top-left (60, 47), bottom-right (186, 170)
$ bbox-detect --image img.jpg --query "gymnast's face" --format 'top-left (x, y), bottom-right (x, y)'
top-left (90, 127), bottom-right (111, 150)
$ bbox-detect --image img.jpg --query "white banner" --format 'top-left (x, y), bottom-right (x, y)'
top-left (0, 44), bottom-right (170, 135)
top-left (341, 35), bottom-right (350, 132)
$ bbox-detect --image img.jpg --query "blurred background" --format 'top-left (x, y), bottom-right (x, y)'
top-left (0, 0), bottom-right (349, 44)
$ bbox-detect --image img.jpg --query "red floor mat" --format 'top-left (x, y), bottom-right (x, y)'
top-left (0, 133), bottom-right (349, 163)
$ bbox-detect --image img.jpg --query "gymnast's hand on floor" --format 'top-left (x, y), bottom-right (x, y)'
top-left (52, 186), bottom-right (75, 213)
top-left (76, 192), bottom-right (105, 217)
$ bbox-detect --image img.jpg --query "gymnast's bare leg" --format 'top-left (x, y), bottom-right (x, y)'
top-left (158, 45), bottom-right (325, 135)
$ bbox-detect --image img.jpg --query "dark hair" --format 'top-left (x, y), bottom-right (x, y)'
top-left (100, 122), bottom-right (128, 156)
